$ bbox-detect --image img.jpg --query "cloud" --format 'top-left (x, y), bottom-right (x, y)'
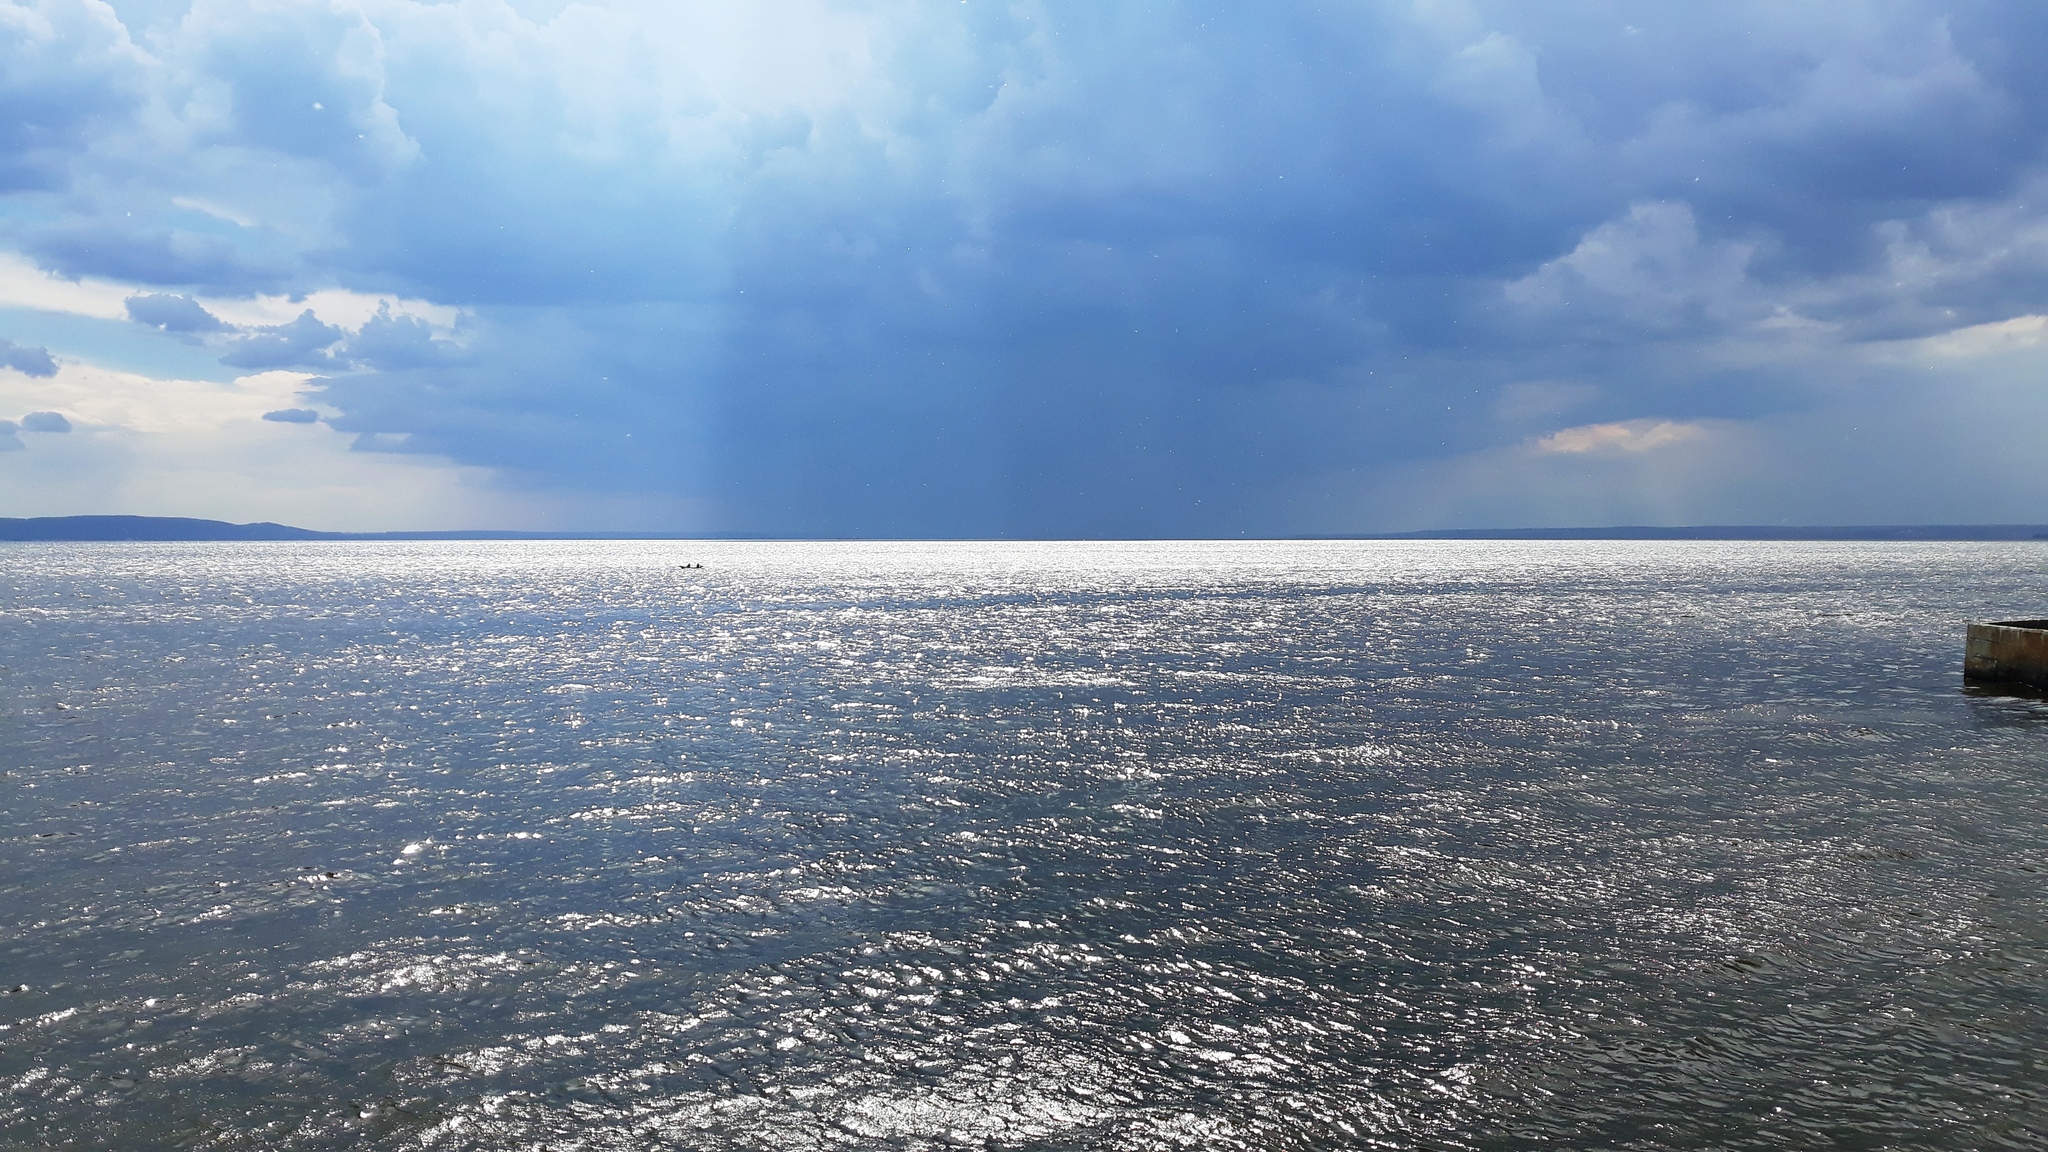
top-left (8, 1), bottom-right (2048, 531)
top-left (1534, 419), bottom-right (1708, 456)
top-left (24, 221), bottom-right (288, 290)
top-left (336, 305), bottom-right (466, 369)
top-left (261, 407), bottom-right (318, 423)
top-left (178, 0), bottom-right (420, 182)
top-left (1894, 313), bottom-right (2048, 359)
top-left (0, 356), bottom-right (531, 529)
top-left (0, 419), bottom-right (19, 452)
top-left (1346, 417), bottom-right (1752, 532)
top-left (0, 338), bottom-right (58, 377)
top-left (1502, 203), bottom-right (1766, 339)
top-left (0, 0), bottom-right (148, 193)
top-left (126, 292), bottom-right (227, 333)
top-left (218, 309), bottom-right (344, 369)
top-left (0, 251), bottom-right (141, 318)
top-left (19, 409), bottom-right (69, 432)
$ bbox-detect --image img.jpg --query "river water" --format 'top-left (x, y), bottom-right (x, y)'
top-left (2, 540), bottom-right (2045, 1149)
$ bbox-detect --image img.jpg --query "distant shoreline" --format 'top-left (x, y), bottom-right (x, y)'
top-left (5, 514), bottom-right (2048, 542)
top-left (1333, 525), bottom-right (2048, 542)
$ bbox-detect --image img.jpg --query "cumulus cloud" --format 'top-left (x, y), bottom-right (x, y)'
top-left (0, 338), bottom-right (57, 377)
top-left (336, 306), bottom-right (466, 369)
top-left (219, 310), bottom-right (344, 370)
top-left (19, 410), bottom-right (69, 432)
top-left (126, 292), bottom-right (227, 333)
top-left (1502, 203), bottom-right (1768, 339)
top-left (0, 419), bottom-right (19, 451)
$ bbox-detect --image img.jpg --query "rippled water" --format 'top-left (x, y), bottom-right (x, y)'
top-left (4, 540), bottom-right (2047, 1149)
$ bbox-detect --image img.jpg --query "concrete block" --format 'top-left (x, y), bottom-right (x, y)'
top-left (1965, 619), bottom-right (2048, 690)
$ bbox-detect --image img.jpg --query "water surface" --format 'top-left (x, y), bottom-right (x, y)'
top-left (3, 541), bottom-right (2045, 1149)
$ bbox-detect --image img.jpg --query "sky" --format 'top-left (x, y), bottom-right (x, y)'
top-left (4, 0), bottom-right (2048, 535)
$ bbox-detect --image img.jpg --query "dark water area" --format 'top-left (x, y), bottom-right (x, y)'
top-left (2, 540), bottom-right (2045, 1150)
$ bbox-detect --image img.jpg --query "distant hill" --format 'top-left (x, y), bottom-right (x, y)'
top-left (0, 516), bottom-right (674, 541)
top-left (1367, 525), bottom-right (2048, 541)
top-left (0, 516), bottom-right (709, 541)
top-left (0, 515), bottom-right (331, 541)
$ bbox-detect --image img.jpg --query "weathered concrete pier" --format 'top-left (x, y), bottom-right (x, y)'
top-left (1965, 620), bottom-right (2048, 690)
